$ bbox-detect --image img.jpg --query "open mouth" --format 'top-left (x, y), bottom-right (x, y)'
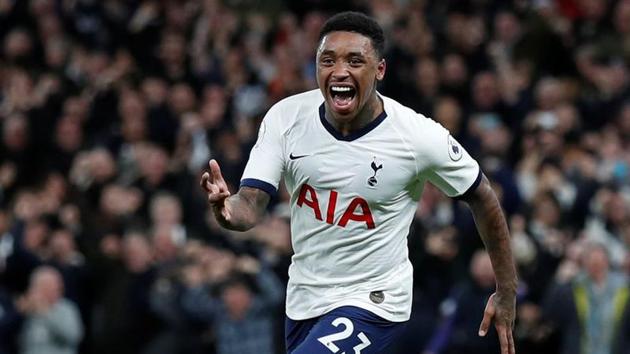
top-left (329, 85), bottom-right (357, 111)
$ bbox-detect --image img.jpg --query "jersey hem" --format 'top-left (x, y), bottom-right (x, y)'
top-left (286, 301), bottom-right (410, 323)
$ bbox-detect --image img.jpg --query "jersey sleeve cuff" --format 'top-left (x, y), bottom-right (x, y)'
top-left (454, 168), bottom-right (482, 200)
top-left (240, 178), bottom-right (277, 198)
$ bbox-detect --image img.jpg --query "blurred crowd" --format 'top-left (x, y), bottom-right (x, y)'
top-left (0, 0), bottom-right (629, 353)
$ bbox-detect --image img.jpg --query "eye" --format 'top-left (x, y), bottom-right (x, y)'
top-left (349, 58), bottom-right (364, 67)
top-left (320, 58), bottom-right (334, 66)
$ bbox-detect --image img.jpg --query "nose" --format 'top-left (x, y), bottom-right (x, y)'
top-left (331, 63), bottom-right (350, 81)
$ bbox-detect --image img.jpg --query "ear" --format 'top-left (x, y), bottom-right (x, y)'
top-left (376, 59), bottom-right (386, 81)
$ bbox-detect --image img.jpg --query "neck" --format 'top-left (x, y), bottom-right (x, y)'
top-left (326, 92), bottom-right (383, 136)
top-left (592, 272), bottom-right (608, 286)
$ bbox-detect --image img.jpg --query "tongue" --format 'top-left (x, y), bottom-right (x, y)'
top-left (333, 94), bottom-right (353, 107)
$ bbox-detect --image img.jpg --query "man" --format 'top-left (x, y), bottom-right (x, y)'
top-left (17, 266), bottom-right (83, 354)
top-left (544, 242), bottom-right (630, 354)
top-left (201, 11), bottom-right (517, 354)
top-left (424, 250), bottom-right (502, 354)
top-left (181, 255), bottom-right (284, 354)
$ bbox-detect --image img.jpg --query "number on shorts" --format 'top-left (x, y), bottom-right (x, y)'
top-left (353, 332), bottom-right (371, 354)
top-left (316, 317), bottom-right (372, 354)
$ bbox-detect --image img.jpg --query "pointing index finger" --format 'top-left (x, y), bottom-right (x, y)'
top-left (209, 159), bottom-right (225, 183)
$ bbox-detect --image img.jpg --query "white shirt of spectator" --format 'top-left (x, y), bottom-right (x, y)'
top-left (241, 89), bottom-right (480, 322)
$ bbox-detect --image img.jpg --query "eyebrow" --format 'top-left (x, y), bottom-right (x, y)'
top-left (319, 50), bottom-right (366, 57)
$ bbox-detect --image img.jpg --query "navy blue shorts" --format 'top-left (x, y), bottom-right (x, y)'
top-left (285, 306), bottom-right (406, 354)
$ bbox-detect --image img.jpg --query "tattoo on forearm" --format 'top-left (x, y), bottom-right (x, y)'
top-left (464, 175), bottom-right (518, 293)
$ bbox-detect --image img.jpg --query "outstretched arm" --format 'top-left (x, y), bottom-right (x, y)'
top-left (200, 159), bottom-right (270, 231)
top-left (460, 174), bottom-right (517, 354)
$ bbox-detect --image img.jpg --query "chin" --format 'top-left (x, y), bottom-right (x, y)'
top-left (328, 108), bottom-right (359, 124)
top-left (327, 98), bottom-right (360, 118)
top-left (330, 105), bottom-right (356, 117)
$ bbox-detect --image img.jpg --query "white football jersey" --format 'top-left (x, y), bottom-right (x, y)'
top-left (241, 89), bottom-right (480, 322)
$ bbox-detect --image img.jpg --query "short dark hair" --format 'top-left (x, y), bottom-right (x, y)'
top-left (319, 11), bottom-right (385, 59)
top-left (220, 272), bottom-right (254, 294)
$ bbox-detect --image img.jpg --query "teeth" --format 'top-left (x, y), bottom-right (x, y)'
top-left (331, 86), bottom-right (352, 92)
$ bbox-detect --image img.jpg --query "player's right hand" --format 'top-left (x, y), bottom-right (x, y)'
top-left (200, 159), bottom-right (232, 221)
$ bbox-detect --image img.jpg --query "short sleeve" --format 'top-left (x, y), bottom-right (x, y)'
top-left (418, 118), bottom-right (481, 198)
top-left (240, 103), bottom-right (286, 197)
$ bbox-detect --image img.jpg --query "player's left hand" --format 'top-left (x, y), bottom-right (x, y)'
top-left (478, 292), bottom-right (516, 354)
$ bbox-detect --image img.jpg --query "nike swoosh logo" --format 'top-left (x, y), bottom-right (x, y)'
top-left (289, 153), bottom-right (309, 160)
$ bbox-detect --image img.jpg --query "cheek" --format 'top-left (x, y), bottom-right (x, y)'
top-left (316, 69), bottom-right (323, 81)
top-left (316, 70), bottom-right (331, 87)
top-left (317, 66), bottom-right (331, 77)
top-left (360, 77), bottom-right (377, 97)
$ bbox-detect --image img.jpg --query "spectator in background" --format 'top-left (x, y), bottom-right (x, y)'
top-left (543, 242), bottom-right (630, 354)
top-left (46, 228), bottom-right (87, 310)
top-left (433, 96), bottom-right (465, 142)
top-left (0, 113), bottom-right (36, 194)
top-left (181, 254), bottom-right (284, 354)
top-left (17, 266), bottom-right (83, 354)
top-left (48, 116), bottom-right (85, 175)
top-left (0, 285), bottom-right (20, 354)
top-left (0, 210), bottom-right (19, 353)
top-left (423, 250), bottom-right (500, 354)
top-left (403, 57), bottom-right (441, 115)
top-left (0, 208), bottom-right (42, 295)
top-left (149, 192), bottom-right (189, 239)
top-left (91, 231), bottom-right (160, 354)
top-left (440, 54), bottom-right (469, 104)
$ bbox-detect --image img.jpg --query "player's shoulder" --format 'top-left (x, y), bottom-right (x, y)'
top-left (380, 94), bottom-right (445, 134)
top-left (264, 89), bottom-right (322, 128)
top-left (270, 89), bottom-right (323, 114)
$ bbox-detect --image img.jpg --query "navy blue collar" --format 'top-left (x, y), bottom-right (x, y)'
top-left (318, 103), bottom-right (388, 141)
